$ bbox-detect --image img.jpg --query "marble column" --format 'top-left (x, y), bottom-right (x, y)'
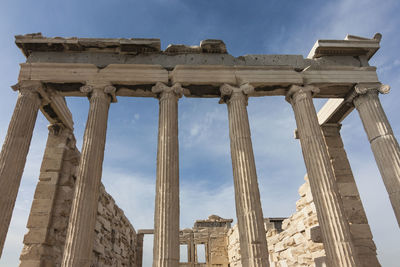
top-left (351, 83), bottom-right (400, 226)
top-left (220, 83), bottom-right (269, 267)
top-left (0, 81), bottom-right (41, 257)
top-left (287, 85), bottom-right (359, 267)
top-left (61, 84), bottom-right (115, 267)
top-left (152, 82), bottom-right (182, 267)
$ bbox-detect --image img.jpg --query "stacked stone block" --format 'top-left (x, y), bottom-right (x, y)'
top-left (321, 124), bottom-right (380, 267)
top-left (265, 178), bottom-right (325, 267)
top-left (92, 184), bottom-right (137, 266)
top-left (19, 128), bottom-right (137, 267)
top-left (227, 178), bottom-right (325, 267)
top-left (20, 126), bottom-right (78, 267)
top-left (227, 224), bottom-right (241, 267)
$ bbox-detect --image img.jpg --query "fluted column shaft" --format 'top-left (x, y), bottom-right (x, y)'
top-left (220, 83), bottom-right (269, 267)
top-left (352, 84), bottom-right (400, 226)
top-left (61, 85), bottom-right (114, 267)
top-left (0, 83), bottom-right (41, 257)
top-left (287, 85), bottom-right (359, 267)
top-left (152, 83), bottom-right (182, 267)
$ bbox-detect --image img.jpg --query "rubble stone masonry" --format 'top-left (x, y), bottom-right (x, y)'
top-left (19, 129), bottom-right (136, 267)
top-left (228, 177), bottom-right (325, 267)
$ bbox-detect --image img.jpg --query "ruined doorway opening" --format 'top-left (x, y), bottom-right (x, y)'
top-left (180, 244), bottom-right (188, 263)
top-left (196, 243), bottom-right (206, 263)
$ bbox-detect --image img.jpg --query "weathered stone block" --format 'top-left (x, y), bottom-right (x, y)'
top-left (23, 228), bottom-right (48, 244)
top-left (324, 136), bottom-right (344, 148)
top-left (337, 182), bottom-right (359, 197)
top-left (40, 157), bottom-right (64, 172)
top-left (34, 184), bottom-right (57, 199)
top-left (307, 225), bottom-right (322, 243)
top-left (19, 260), bottom-right (54, 267)
top-left (350, 224), bottom-right (373, 239)
top-left (38, 172), bottom-right (60, 184)
top-left (342, 197), bottom-right (368, 224)
top-left (30, 199), bottom-right (53, 214)
top-left (274, 241), bottom-right (285, 252)
top-left (296, 221), bottom-right (306, 232)
top-left (298, 183), bottom-right (308, 197)
top-left (56, 185), bottom-right (74, 201)
top-left (331, 157), bottom-right (352, 171)
top-left (293, 233), bottom-right (306, 245)
top-left (314, 256), bottom-right (327, 267)
top-left (27, 214), bottom-right (52, 228)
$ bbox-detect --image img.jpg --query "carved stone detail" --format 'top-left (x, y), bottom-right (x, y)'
top-left (345, 83), bottom-right (390, 105)
top-left (219, 83), bottom-right (254, 105)
top-left (152, 82), bottom-right (184, 100)
top-left (80, 84), bottom-right (117, 102)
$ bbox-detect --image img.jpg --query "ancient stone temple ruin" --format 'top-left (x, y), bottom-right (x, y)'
top-left (0, 32), bottom-right (399, 267)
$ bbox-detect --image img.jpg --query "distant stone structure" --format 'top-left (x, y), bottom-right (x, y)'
top-left (0, 32), bottom-right (398, 266)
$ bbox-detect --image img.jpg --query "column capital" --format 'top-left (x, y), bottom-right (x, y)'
top-left (80, 83), bottom-right (117, 102)
top-left (285, 85), bottom-right (319, 104)
top-left (345, 83), bottom-right (390, 105)
top-left (11, 81), bottom-right (42, 100)
top-left (320, 123), bottom-right (342, 137)
top-left (219, 83), bottom-right (254, 104)
top-left (47, 123), bottom-right (74, 138)
top-left (151, 82), bottom-right (184, 100)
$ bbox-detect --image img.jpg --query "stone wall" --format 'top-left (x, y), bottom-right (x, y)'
top-left (227, 224), bottom-right (241, 267)
top-left (321, 124), bottom-right (380, 267)
top-left (179, 215), bottom-right (232, 267)
top-left (227, 177), bottom-right (325, 267)
top-left (19, 128), bottom-right (137, 267)
top-left (92, 184), bottom-right (137, 266)
top-left (265, 177), bottom-right (325, 267)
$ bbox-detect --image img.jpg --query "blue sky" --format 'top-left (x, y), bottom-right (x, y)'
top-left (0, 0), bottom-right (400, 266)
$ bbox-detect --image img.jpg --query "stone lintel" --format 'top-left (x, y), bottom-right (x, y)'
top-left (18, 62), bottom-right (379, 99)
top-left (18, 63), bottom-right (169, 98)
top-left (307, 33), bottom-right (381, 60)
top-left (137, 229), bottom-right (154, 235)
top-left (317, 98), bottom-right (353, 125)
top-left (41, 91), bottom-right (74, 130)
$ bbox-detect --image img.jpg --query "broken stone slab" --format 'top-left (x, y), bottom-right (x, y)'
top-left (306, 225), bottom-right (323, 243)
top-left (307, 33), bottom-right (381, 60)
top-left (200, 39), bottom-right (227, 53)
top-left (164, 44), bottom-right (202, 54)
top-left (15, 33), bottom-right (161, 56)
top-left (314, 256), bottom-right (327, 267)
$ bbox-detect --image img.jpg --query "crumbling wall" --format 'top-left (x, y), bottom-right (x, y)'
top-left (227, 178), bottom-right (325, 267)
top-left (227, 224), bottom-right (241, 267)
top-left (92, 184), bottom-right (137, 266)
top-left (179, 215), bottom-right (231, 267)
top-left (20, 129), bottom-right (137, 267)
top-left (266, 177), bottom-right (324, 267)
